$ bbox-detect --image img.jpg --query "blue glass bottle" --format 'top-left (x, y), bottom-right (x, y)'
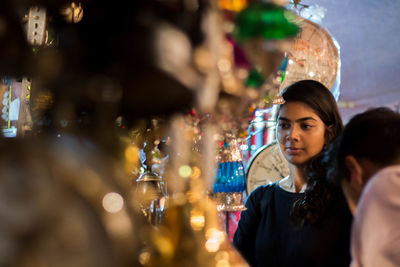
top-left (213, 161), bottom-right (246, 193)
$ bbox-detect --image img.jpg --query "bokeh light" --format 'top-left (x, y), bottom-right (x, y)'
top-left (179, 165), bottom-right (192, 178)
top-left (205, 238), bottom-right (220, 252)
top-left (190, 210), bottom-right (205, 231)
top-left (102, 192), bottom-right (124, 213)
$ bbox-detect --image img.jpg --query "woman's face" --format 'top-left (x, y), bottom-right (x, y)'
top-left (276, 101), bottom-right (327, 166)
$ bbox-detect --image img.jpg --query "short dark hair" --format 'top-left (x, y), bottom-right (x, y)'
top-left (326, 107), bottom-right (400, 185)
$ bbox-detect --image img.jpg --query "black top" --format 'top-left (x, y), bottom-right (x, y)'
top-left (233, 183), bottom-right (352, 267)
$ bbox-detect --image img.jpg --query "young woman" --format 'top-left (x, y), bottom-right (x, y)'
top-left (233, 80), bottom-right (352, 267)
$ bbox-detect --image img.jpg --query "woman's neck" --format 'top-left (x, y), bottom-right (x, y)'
top-left (289, 164), bottom-right (307, 193)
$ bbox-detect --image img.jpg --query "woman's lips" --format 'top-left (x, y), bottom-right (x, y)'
top-left (286, 147), bottom-right (303, 155)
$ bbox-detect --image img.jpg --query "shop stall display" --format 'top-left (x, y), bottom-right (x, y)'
top-left (0, 0), bottom-right (342, 266)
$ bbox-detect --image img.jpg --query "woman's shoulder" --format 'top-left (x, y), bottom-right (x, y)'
top-left (244, 183), bottom-right (277, 215)
top-left (248, 183), bottom-right (277, 201)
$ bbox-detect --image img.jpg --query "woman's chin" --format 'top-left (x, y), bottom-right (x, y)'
top-left (285, 155), bottom-right (309, 166)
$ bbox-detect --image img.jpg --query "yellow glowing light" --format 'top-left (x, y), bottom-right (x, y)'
top-left (102, 192), bottom-right (124, 213)
top-left (190, 166), bottom-right (201, 179)
top-left (206, 228), bottom-right (225, 243)
top-left (125, 145), bottom-right (139, 163)
top-left (179, 165), bottom-right (192, 178)
top-left (205, 238), bottom-right (220, 252)
top-left (216, 259), bottom-right (230, 267)
top-left (190, 211), bottom-right (205, 231)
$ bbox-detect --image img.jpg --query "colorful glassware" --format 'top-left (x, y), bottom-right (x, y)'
top-left (213, 135), bottom-right (246, 212)
top-left (214, 160), bottom-right (246, 193)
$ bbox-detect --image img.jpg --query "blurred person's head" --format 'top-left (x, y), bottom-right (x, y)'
top-left (326, 107), bottom-right (400, 214)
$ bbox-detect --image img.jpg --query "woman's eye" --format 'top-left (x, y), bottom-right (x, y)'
top-left (301, 124), bottom-right (313, 130)
top-left (278, 122), bottom-right (290, 129)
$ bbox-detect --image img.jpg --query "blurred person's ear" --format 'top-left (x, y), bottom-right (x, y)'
top-left (342, 155), bottom-right (364, 215)
top-left (342, 155), bottom-right (382, 214)
top-left (345, 155), bottom-right (364, 187)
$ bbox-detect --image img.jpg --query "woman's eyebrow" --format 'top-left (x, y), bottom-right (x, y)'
top-left (296, 117), bottom-right (318, 122)
top-left (278, 116), bottom-right (317, 122)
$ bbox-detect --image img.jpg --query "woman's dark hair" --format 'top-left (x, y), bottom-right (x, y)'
top-left (278, 80), bottom-right (344, 225)
top-left (326, 107), bottom-right (400, 186)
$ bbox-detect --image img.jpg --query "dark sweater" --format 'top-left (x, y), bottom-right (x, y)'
top-left (233, 183), bottom-right (352, 267)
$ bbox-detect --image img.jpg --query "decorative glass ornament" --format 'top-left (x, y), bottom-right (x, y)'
top-left (136, 171), bottom-right (167, 226)
top-left (234, 2), bottom-right (299, 42)
top-left (213, 134), bottom-right (246, 212)
top-left (231, 2), bottom-right (299, 78)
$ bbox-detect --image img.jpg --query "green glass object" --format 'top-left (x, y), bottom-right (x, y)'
top-left (280, 70), bottom-right (286, 83)
top-left (245, 68), bottom-right (265, 88)
top-left (234, 2), bottom-right (299, 42)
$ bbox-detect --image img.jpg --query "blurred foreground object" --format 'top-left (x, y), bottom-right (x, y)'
top-left (142, 116), bottom-right (248, 267)
top-left (0, 136), bottom-right (145, 267)
top-left (131, 118), bottom-right (169, 226)
top-left (0, 1), bottom-right (34, 77)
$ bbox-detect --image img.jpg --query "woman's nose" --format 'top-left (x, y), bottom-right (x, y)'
top-left (287, 125), bottom-right (300, 141)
